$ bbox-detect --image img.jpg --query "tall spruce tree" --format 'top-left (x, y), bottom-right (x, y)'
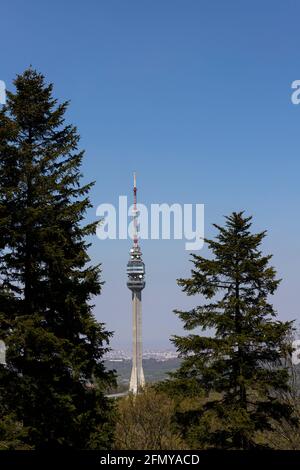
top-left (170, 212), bottom-right (295, 449)
top-left (0, 69), bottom-right (115, 449)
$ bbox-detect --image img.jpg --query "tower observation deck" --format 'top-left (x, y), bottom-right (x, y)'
top-left (126, 173), bottom-right (145, 394)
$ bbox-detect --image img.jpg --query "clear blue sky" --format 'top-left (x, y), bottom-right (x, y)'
top-left (1, 0), bottom-right (299, 348)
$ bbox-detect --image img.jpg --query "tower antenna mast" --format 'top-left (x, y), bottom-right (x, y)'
top-left (133, 172), bottom-right (138, 247)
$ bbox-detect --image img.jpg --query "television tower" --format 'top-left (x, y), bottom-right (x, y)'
top-left (127, 173), bottom-right (145, 394)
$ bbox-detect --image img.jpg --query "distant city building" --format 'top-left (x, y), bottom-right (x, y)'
top-left (105, 349), bottom-right (178, 362)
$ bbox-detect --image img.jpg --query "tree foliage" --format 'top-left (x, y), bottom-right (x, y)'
top-left (114, 387), bottom-right (186, 450)
top-left (0, 69), bottom-right (115, 449)
top-left (168, 212), bottom-right (295, 449)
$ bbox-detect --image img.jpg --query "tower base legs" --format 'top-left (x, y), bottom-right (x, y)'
top-left (129, 366), bottom-right (145, 395)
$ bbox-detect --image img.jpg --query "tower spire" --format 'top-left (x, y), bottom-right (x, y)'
top-left (133, 172), bottom-right (138, 247)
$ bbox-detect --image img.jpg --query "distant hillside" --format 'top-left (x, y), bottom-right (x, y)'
top-left (105, 358), bottom-right (300, 394)
top-left (105, 358), bottom-right (182, 388)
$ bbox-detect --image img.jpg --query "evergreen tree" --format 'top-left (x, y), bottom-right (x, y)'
top-left (0, 69), bottom-right (115, 449)
top-left (169, 212), bottom-right (295, 449)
